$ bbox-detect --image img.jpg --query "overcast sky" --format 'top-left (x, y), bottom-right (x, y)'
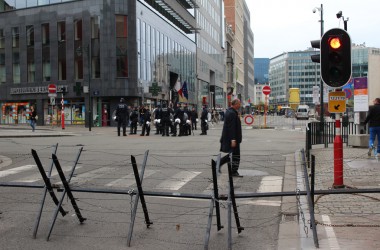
top-left (246, 0), bottom-right (380, 58)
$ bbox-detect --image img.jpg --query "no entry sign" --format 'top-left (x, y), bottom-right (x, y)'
top-left (48, 84), bottom-right (57, 97)
top-left (262, 85), bottom-right (271, 95)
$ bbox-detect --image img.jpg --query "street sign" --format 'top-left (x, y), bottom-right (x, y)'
top-left (48, 84), bottom-right (57, 93)
top-left (328, 91), bottom-right (346, 113)
top-left (244, 115), bottom-right (254, 125)
top-left (262, 85), bottom-right (271, 95)
top-left (50, 97), bottom-right (55, 105)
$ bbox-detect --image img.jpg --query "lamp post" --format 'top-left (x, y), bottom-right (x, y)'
top-left (313, 4), bottom-right (324, 123)
top-left (87, 43), bottom-right (92, 131)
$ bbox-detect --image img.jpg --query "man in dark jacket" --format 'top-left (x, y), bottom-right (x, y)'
top-left (191, 107), bottom-right (198, 130)
top-left (219, 99), bottom-right (242, 176)
top-left (115, 98), bottom-right (129, 136)
top-left (129, 107), bottom-right (139, 134)
top-left (200, 105), bottom-right (208, 135)
top-left (140, 107), bottom-right (151, 136)
top-left (364, 98), bottom-right (380, 156)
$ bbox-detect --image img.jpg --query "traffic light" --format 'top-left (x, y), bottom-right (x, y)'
top-left (321, 28), bottom-right (351, 87)
top-left (310, 40), bottom-right (320, 63)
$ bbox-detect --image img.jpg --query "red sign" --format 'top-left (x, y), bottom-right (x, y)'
top-left (262, 86), bottom-right (271, 95)
top-left (48, 84), bottom-right (57, 94)
top-left (244, 115), bottom-right (254, 125)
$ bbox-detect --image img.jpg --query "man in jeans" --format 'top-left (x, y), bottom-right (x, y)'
top-left (364, 98), bottom-right (380, 156)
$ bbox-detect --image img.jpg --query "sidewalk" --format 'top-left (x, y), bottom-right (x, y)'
top-left (279, 144), bottom-right (380, 249)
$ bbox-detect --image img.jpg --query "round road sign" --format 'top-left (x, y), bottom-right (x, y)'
top-left (262, 85), bottom-right (271, 95)
top-left (48, 84), bottom-right (57, 94)
top-left (244, 115), bottom-right (254, 125)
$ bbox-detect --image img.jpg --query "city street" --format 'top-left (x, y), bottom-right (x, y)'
top-left (0, 120), bottom-right (306, 250)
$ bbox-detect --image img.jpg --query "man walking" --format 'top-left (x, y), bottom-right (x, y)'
top-left (219, 99), bottom-right (242, 177)
top-left (115, 98), bottom-right (129, 136)
top-left (200, 105), bottom-right (208, 135)
top-left (364, 98), bottom-right (380, 156)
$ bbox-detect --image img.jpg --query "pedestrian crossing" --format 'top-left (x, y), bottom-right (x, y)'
top-left (0, 165), bottom-right (283, 207)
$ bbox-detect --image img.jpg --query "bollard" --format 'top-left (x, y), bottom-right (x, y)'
top-left (333, 114), bottom-right (344, 188)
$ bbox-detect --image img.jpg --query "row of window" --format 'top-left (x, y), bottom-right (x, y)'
top-left (0, 15), bottom-right (128, 84)
top-left (0, 0), bottom-right (76, 12)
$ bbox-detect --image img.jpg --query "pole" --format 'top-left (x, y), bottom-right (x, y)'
top-left (319, 4), bottom-right (327, 147)
top-left (61, 94), bottom-right (65, 130)
top-left (88, 43), bottom-right (92, 131)
top-left (333, 113), bottom-right (344, 188)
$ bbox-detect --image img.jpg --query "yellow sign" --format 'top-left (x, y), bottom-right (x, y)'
top-left (328, 91), bottom-right (346, 113)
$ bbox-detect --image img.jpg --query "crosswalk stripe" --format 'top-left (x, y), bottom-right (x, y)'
top-left (105, 170), bottom-right (157, 187)
top-left (155, 171), bottom-right (201, 190)
top-left (13, 166), bottom-right (82, 183)
top-left (258, 176), bottom-right (283, 193)
top-left (0, 165), bottom-right (36, 178)
top-left (62, 167), bottom-right (114, 186)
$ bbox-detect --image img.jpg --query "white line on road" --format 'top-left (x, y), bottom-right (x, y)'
top-left (0, 165), bottom-right (36, 178)
top-left (105, 170), bottom-right (157, 187)
top-left (13, 166), bottom-right (82, 183)
top-left (322, 214), bottom-right (340, 250)
top-left (155, 171), bottom-right (201, 190)
top-left (258, 176), bottom-right (283, 193)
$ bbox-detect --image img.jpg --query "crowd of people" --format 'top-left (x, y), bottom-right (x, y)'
top-left (114, 99), bottom-right (224, 137)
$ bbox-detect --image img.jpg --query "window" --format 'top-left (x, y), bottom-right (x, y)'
top-left (0, 29), bottom-right (4, 49)
top-left (13, 51), bottom-right (20, 83)
top-left (74, 19), bottom-right (83, 80)
top-left (42, 23), bottom-right (49, 45)
top-left (26, 25), bottom-right (34, 46)
top-left (116, 15), bottom-right (128, 77)
top-left (58, 21), bottom-right (66, 80)
top-left (12, 27), bottom-right (19, 48)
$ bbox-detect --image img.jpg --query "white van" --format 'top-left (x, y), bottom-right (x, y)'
top-left (295, 105), bottom-right (309, 120)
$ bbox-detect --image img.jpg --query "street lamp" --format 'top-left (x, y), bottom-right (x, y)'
top-left (313, 4), bottom-right (324, 123)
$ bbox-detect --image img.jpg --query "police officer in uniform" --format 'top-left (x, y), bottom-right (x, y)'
top-left (200, 105), bottom-right (208, 135)
top-left (115, 98), bottom-right (129, 136)
top-left (159, 101), bottom-right (172, 136)
top-left (129, 107), bottom-right (139, 134)
top-left (140, 107), bottom-right (151, 136)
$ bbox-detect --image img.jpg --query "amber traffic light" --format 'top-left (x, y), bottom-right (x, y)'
top-left (321, 28), bottom-right (351, 87)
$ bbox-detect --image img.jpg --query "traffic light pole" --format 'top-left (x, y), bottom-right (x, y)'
top-left (333, 113), bottom-right (344, 188)
top-left (319, 4), bottom-right (324, 125)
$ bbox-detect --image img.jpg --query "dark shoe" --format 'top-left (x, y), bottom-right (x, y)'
top-left (146, 134), bottom-right (149, 136)
top-left (172, 134), bottom-right (177, 137)
top-left (123, 134), bottom-right (127, 136)
top-left (200, 133), bottom-right (205, 135)
top-left (140, 134), bottom-right (144, 136)
top-left (231, 171), bottom-right (242, 177)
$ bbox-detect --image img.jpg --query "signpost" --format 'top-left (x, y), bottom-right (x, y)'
top-left (48, 84), bottom-right (57, 127)
top-left (262, 86), bottom-right (271, 127)
top-left (244, 115), bottom-right (254, 126)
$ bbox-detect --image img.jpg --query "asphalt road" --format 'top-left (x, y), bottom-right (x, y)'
top-left (0, 120), bottom-right (306, 250)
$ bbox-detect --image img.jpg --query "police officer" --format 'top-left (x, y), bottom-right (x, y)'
top-left (172, 103), bottom-right (182, 137)
top-left (140, 107), bottom-right (151, 136)
top-left (153, 105), bottom-right (161, 134)
top-left (115, 98), bottom-right (129, 136)
top-left (200, 105), bottom-right (208, 135)
top-left (190, 107), bottom-right (198, 131)
top-left (159, 101), bottom-right (172, 136)
top-left (129, 107), bottom-right (139, 134)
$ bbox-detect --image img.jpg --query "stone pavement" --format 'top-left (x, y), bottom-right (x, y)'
top-left (279, 144), bottom-right (380, 250)
top-left (1, 125), bottom-right (380, 249)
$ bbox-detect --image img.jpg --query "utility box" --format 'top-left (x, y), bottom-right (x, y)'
top-left (348, 134), bottom-right (369, 148)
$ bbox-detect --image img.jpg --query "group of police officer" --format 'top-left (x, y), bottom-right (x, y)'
top-left (115, 98), bottom-right (209, 137)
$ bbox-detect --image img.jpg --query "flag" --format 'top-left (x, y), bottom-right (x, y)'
top-left (178, 81), bottom-right (188, 102)
top-left (182, 81), bottom-right (188, 100)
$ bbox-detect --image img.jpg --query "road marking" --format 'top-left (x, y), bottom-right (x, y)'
top-left (13, 166), bottom-right (82, 183)
top-left (155, 171), bottom-right (201, 190)
top-left (0, 165), bottom-right (36, 178)
top-left (258, 176), bottom-right (283, 193)
top-left (238, 199), bottom-right (281, 207)
top-left (105, 170), bottom-right (157, 187)
top-left (322, 214), bottom-right (340, 250)
top-left (62, 167), bottom-right (115, 186)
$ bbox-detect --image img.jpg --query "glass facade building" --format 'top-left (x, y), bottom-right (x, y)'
top-left (0, 0), bottom-right (196, 125)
